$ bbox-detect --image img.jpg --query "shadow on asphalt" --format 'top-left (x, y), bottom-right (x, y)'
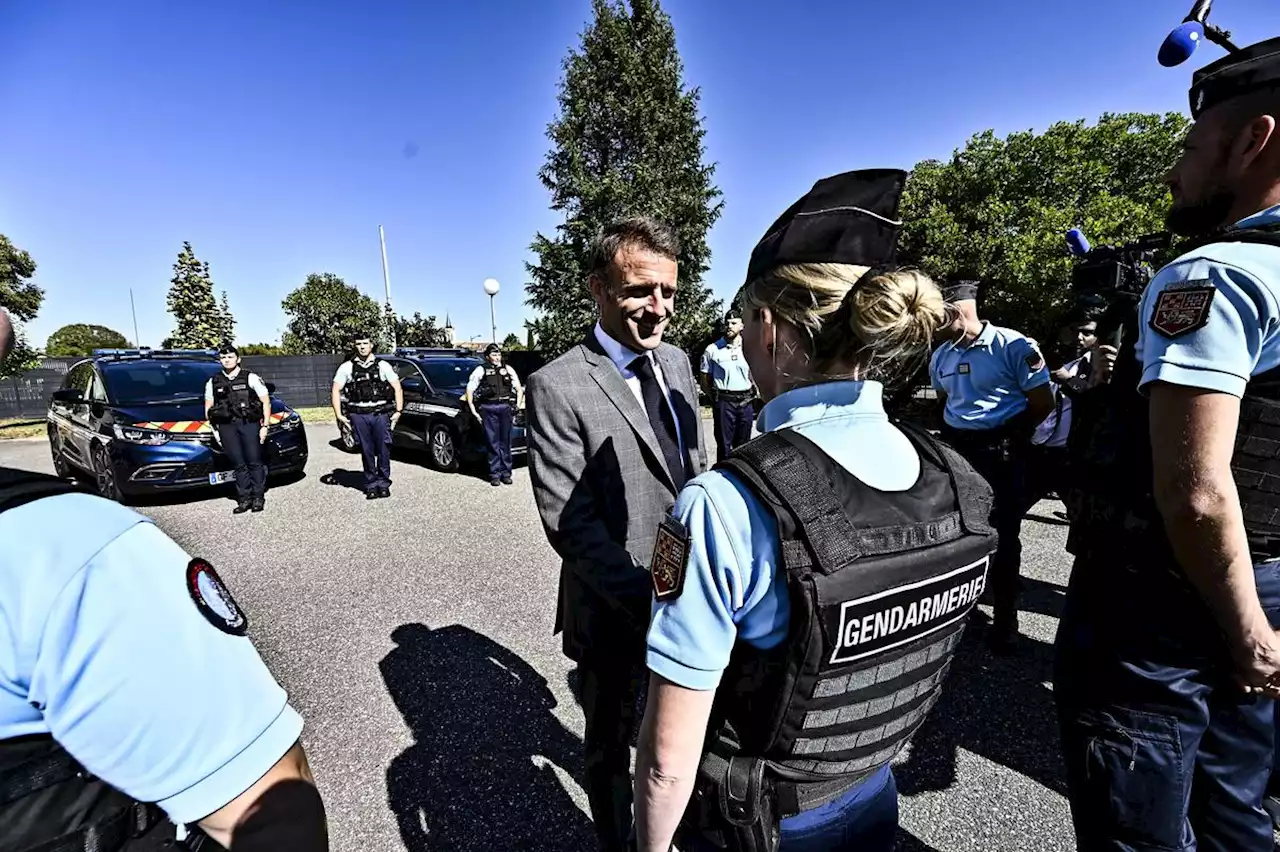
top-left (380, 623), bottom-right (596, 852)
top-left (894, 828), bottom-right (944, 851)
top-left (894, 615), bottom-right (1068, 800)
top-left (318, 469), bottom-right (367, 491)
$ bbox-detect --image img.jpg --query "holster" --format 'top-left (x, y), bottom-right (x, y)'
top-left (681, 750), bottom-right (780, 852)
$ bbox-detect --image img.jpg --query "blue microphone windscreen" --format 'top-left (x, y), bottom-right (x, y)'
top-left (1159, 21), bottom-right (1203, 67)
top-left (1066, 229), bottom-right (1091, 256)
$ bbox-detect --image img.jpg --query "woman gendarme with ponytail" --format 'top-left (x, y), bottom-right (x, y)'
top-left (631, 169), bottom-right (998, 852)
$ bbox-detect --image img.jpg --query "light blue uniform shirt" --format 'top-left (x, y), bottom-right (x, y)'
top-left (0, 494), bottom-right (304, 825)
top-left (1136, 204), bottom-right (1280, 397)
top-left (929, 322), bottom-right (1051, 430)
top-left (700, 338), bottom-right (754, 393)
top-left (646, 380), bottom-right (920, 690)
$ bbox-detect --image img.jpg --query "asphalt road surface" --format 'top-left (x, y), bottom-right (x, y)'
top-left (2, 425), bottom-right (1081, 851)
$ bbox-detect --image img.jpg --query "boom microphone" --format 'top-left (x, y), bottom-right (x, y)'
top-left (1065, 228), bottom-right (1091, 257)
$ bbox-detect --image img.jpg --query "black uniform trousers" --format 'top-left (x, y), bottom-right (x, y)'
top-left (216, 420), bottom-right (266, 503)
top-left (712, 392), bottom-right (755, 461)
top-left (940, 425), bottom-right (1028, 633)
top-left (479, 401), bottom-right (514, 482)
top-left (1054, 553), bottom-right (1280, 851)
top-left (351, 410), bottom-right (393, 492)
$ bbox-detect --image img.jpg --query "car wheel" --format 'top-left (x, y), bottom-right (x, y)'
top-left (48, 427), bottom-right (75, 479)
top-left (91, 442), bottom-right (124, 502)
top-left (428, 423), bottom-right (460, 472)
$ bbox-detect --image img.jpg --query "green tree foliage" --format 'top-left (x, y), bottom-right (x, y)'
top-left (165, 242), bottom-right (234, 349)
top-left (501, 332), bottom-right (526, 351)
top-left (526, 0), bottom-right (724, 357)
top-left (46, 324), bottom-right (130, 357)
top-left (239, 342), bottom-right (285, 356)
top-left (0, 234), bottom-right (43, 376)
top-left (395, 312), bottom-right (449, 347)
top-left (898, 111), bottom-right (1190, 348)
top-left (281, 273), bottom-right (385, 354)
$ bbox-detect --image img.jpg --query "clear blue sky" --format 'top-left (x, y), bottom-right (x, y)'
top-left (1, 0), bottom-right (1275, 350)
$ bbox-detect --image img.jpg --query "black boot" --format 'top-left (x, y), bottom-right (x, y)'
top-left (251, 496), bottom-right (265, 513)
top-left (233, 500), bottom-right (251, 514)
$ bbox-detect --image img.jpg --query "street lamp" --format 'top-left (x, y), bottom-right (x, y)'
top-left (483, 278), bottom-right (500, 344)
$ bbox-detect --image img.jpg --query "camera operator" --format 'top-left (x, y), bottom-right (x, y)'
top-left (1053, 33), bottom-right (1280, 851)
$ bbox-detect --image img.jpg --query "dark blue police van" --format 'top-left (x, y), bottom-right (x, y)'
top-left (336, 348), bottom-right (527, 472)
top-left (46, 348), bottom-right (308, 501)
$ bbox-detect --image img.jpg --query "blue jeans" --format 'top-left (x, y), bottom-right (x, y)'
top-left (1054, 554), bottom-right (1280, 851)
top-left (679, 766), bottom-right (897, 852)
top-left (351, 411), bottom-right (392, 491)
top-left (480, 402), bottom-right (514, 481)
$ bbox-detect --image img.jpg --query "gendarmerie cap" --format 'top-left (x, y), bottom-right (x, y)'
top-left (744, 168), bottom-right (907, 286)
top-left (484, 343), bottom-right (501, 355)
top-left (1190, 36), bottom-right (1280, 119)
top-left (942, 280), bottom-right (980, 303)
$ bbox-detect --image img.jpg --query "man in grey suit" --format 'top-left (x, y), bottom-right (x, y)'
top-left (527, 216), bottom-right (707, 852)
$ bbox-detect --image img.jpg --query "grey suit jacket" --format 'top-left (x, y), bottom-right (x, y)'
top-left (527, 331), bottom-right (708, 661)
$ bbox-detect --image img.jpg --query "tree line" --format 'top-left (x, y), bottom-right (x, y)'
top-left (1, 0), bottom-right (1190, 376)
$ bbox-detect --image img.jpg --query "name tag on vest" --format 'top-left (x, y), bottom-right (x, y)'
top-left (827, 556), bottom-right (989, 665)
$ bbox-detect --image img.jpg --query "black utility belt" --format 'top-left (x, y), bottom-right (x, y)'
top-left (715, 390), bottom-right (755, 402)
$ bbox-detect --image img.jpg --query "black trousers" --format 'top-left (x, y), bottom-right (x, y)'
top-left (712, 396), bottom-right (755, 461)
top-left (578, 655), bottom-right (646, 852)
top-left (480, 402), bottom-right (514, 481)
top-left (941, 426), bottom-right (1028, 632)
top-left (216, 420), bottom-right (266, 502)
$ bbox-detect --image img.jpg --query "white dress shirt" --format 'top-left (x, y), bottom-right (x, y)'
top-left (593, 322), bottom-right (687, 463)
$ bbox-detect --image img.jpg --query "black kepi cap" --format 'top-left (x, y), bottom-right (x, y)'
top-left (942, 280), bottom-right (980, 303)
top-left (744, 168), bottom-right (907, 285)
top-left (484, 343), bottom-right (501, 355)
top-left (1190, 36), bottom-right (1280, 119)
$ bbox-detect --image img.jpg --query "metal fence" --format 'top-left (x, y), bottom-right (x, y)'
top-left (0, 351), bottom-right (556, 421)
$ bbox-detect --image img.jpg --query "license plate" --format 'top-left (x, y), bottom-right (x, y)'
top-left (209, 471), bottom-right (236, 485)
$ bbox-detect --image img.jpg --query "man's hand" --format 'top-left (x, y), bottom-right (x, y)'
top-left (1231, 628), bottom-right (1280, 698)
top-left (1051, 366), bottom-right (1073, 383)
top-left (334, 413), bottom-right (350, 429)
top-left (390, 412), bottom-right (401, 429)
top-left (258, 425), bottom-right (268, 445)
top-left (1089, 345), bottom-right (1118, 387)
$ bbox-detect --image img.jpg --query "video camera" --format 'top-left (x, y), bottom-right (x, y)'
top-left (1064, 228), bottom-right (1172, 348)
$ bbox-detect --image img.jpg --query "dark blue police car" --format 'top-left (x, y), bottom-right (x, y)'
top-left (337, 348), bottom-right (527, 472)
top-left (46, 348), bottom-right (308, 501)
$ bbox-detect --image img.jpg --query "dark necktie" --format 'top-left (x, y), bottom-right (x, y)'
top-left (630, 356), bottom-right (687, 489)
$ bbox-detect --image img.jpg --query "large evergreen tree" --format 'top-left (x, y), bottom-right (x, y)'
top-left (0, 234), bottom-right (43, 376)
top-left (526, 0), bottom-right (723, 357)
top-left (164, 242), bottom-right (233, 349)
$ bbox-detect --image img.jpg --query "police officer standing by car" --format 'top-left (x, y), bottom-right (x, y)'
top-left (929, 281), bottom-right (1054, 652)
top-left (205, 344), bottom-right (271, 514)
top-left (0, 308), bottom-right (329, 851)
top-left (331, 332), bottom-right (402, 500)
top-left (633, 170), bottom-right (997, 852)
top-left (700, 307), bottom-right (757, 460)
top-left (466, 343), bottom-right (523, 486)
top-left (1054, 27), bottom-right (1280, 852)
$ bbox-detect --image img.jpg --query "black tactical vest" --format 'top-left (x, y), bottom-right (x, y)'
top-left (346, 358), bottom-right (394, 411)
top-left (474, 364), bottom-right (514, 404)
top-left (1068, 224), bottom-right (1280, 564)
top-left (0, 469), bottom-right (214, 851)
top-left (704, 424), bottom-right (997, 818)
top-left (209, 371), bottom-right (261, 424)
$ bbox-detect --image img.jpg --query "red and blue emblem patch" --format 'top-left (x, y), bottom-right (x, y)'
top-left (1150, 282), bottom-right (1215, 338)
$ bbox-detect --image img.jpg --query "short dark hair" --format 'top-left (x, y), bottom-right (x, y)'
top-left (352, 332), bottom-right (373, 343)
top-left (218, 344), bottom-right (238, 356)
top-left (588, 216), bottom-right (681, 282)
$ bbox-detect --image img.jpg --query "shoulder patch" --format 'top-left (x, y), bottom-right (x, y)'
top-left (1150, 281), bottom-right (1216, 338)
top-left (650, 515), bottom-right (690, 602)
top-left (1025, 351), bottom-right (1045, 372)
top-left (186, 558), bottom-right (248, 636)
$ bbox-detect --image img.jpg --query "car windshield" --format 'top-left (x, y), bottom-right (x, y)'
top-left (419, 358), bottom-right (481, 393)
top-left (102, 360), bottom-right (223, 405)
